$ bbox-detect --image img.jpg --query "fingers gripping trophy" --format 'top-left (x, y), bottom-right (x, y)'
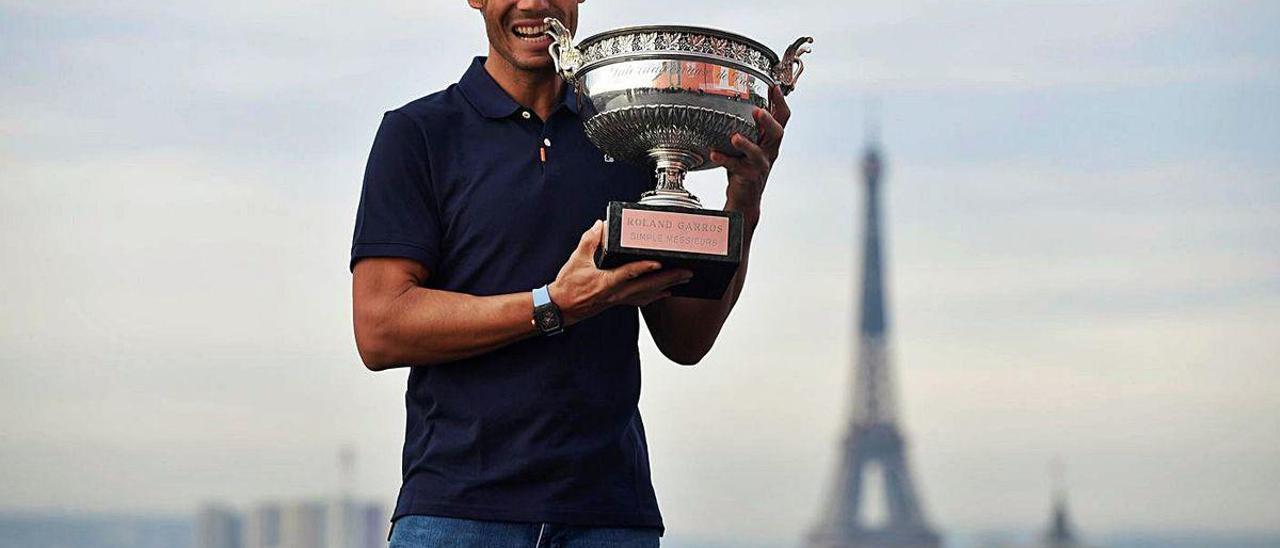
top-left (544, 18), bottom-right (812, 299)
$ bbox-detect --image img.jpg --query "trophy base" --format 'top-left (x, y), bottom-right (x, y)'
top-left (596, 201), bottom-right (744, 300)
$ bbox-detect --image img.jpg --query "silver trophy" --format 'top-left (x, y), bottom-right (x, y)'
top-left (545, 19), bottom-right (812, 298)
top-left (545, 18), bottom-right (812, 208)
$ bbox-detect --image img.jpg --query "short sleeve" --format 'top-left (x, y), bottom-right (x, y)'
top-left (350, 110), bottom-right (443, 272)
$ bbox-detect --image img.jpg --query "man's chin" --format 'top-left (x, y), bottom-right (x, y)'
top-left (512, 56), bottom-right (556, 74)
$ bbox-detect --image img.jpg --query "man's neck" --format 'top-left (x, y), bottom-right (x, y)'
top-left (484, 51), bottom-right (562, 121)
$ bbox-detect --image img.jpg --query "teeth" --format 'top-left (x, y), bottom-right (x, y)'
top-left (514, 23), bottom-right (551, 36)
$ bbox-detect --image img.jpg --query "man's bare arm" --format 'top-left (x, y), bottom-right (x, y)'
top-left (352, 257), bottom-right (537, 369)
top-left (641, 86), bottom-right (790, 365)
top-left (641, 228), bottom-right (754, 365)
top-left (353, 222), bottom-right (690, 370)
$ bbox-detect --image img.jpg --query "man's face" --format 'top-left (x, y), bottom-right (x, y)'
top-left (468, 0), bottom-right (581, 72)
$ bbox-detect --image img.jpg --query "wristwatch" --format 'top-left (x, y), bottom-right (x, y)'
top-left (531, 284), bottom-right (564, 336)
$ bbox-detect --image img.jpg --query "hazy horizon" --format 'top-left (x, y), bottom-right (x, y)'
top-left (2, 512), bottom-right (1279, 548)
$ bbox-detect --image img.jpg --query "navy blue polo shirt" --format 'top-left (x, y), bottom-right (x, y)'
top-left (350, 57), bottom-right (662, 530)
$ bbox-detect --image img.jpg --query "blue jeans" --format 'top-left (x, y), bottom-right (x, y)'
top-left (389, 515), bottom-right (662, 548)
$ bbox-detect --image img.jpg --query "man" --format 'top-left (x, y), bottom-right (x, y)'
top-left (350, 0), bottom-right (789, 546)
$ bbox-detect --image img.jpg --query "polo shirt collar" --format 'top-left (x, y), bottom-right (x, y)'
top-left (457, 56), bottom-right (579, 119)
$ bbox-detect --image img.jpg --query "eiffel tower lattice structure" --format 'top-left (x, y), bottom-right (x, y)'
top-left (806, 140), bottom-right (941, 548)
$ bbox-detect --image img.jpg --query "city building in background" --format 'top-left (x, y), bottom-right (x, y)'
top-left (806, 138), bottom-right (943, 548)
top-left (972, 486), bottom-right (1095, 548)
top-left (1037, 488), bottom-right (1087, 548)
top-left (196, 447), bottom-right (386, 548)
top-left (195, 504), bottom-right (241, 548)
top-left (197, 498), bottom-right (385, 548)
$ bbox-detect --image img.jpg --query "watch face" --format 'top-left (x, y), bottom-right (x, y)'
top-left (537, 308), bottom-right (560, 331)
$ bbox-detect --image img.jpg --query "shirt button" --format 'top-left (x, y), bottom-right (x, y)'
top-left (521, 111), bottom-right (531, 119)
top-left (543, 138), bottom-right (552, 147)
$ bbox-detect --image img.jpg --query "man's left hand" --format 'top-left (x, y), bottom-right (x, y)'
top-left (709, 84), bottom-right (791, 231)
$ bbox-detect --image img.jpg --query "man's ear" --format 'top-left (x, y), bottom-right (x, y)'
top-left (467, 0), bottom-right (484, 10)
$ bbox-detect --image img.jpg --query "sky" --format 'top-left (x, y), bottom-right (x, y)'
top-left (1, 0), bottom-right (1278, 545)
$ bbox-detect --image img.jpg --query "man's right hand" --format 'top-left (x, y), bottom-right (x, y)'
top-left (548, 220), bottom-right (692, 326)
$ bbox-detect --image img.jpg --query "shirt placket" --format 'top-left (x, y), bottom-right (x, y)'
top-left (521, 108), bottom-right (561, 184)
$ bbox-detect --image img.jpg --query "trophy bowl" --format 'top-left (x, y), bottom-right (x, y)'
top-left (544, 19), bottom-right (812, 299)
top-left (546, 19), bottom-right (812, 208)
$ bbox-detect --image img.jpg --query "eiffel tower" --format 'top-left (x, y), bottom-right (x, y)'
top-left (807, 138), bottom-right (941, 548)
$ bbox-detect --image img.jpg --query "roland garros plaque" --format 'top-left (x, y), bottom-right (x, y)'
top-left (546, 19), bottom-right (812, 299)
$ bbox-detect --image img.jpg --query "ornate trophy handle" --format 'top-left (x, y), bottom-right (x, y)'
top-left (772, 36), bottom-right (814, 96)
top-left (544, 17), bottom-right (583, 83)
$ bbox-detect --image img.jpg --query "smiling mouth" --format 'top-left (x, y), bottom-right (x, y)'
top-left (512, 22), bottom-right (552, 42)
